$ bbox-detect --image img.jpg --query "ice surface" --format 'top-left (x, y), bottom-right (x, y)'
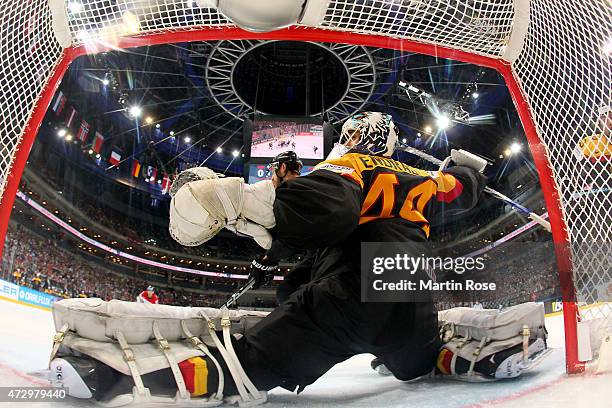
top-left (0, 299), bottom-right (609, 407)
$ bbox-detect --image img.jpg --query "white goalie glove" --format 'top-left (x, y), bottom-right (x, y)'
top-left (169, 174), bottom-right (276, 249)
top-left (439, 149), bottom-right (488, 173)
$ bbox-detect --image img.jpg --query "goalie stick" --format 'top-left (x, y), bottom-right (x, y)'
top-left (224, 276), bottom-right (256, 309)
top-left (397, 146), bottom-right (552, 233)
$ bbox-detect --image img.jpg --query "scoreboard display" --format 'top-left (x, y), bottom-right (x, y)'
top-left (247, 164), bottom-right (315, 184)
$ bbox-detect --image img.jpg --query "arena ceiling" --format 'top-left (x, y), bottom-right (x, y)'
top-left (56, 39), bottom-right (530, 187)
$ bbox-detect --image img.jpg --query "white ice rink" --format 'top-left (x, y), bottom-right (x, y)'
top-left (0, 299), bottom-right (610, 408)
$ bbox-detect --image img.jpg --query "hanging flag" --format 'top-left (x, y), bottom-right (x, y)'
top-left (161, 173), bottom-right (172, 194)
top-left (146, 166), bottom-right (157, 184)
top-left (76, 120), bottom-right (90, 142)
top-left (131, 159), bottom-right (141, 178)
top-left (109, 148), bottom-right (121, 166)
top-left (93, 132), bottom-right (104, 153)
top-left (65, 106), bottom-right (77, 128)
top-left (52, 91), bottom-right (66, 115)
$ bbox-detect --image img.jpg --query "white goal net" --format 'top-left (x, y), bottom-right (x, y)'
top-left (0, 0), bottom-right (610, 373)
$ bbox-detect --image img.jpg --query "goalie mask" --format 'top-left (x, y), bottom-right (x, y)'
top-left (340, 112), bottom-right (399, 157)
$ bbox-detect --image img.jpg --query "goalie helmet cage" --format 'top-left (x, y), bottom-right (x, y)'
top-left (0, 1), bottom-right (609, 374)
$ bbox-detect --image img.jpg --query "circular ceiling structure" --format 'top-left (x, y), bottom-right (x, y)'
top-left (206, 40), bottom-right (377, 123)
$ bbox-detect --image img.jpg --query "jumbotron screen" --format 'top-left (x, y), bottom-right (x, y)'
top-left (250, 120), bottom-right (325, 160)
top-left (247, 164), bottom-right (315, 184)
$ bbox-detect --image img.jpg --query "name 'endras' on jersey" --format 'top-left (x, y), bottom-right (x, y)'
top-left (314, 153), bottom-right (484, 237)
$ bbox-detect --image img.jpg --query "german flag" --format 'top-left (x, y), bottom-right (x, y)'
top-left (131, 159), bottom-right (141, 178)
top-left (179, 357), bottom-right (209, 396)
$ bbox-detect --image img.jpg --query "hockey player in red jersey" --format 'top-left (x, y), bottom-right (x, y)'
top-left (136, 285), bottom-right (159, 304)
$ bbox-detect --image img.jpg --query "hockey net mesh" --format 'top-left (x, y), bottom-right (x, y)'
top-left (0, 1), bottom-right (63, 205)
top-left (512, 0), bottom-right (611, 323)
top-left (0, 0), bottom-right (610, 365)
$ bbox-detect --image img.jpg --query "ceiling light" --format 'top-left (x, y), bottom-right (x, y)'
top-left (88, 149), bottom-right (93, 154)
top-left (184, 136), bottom-right (191, 143)
top-left (232, 150), bottom-right (239, 157)
top-left (436, 115), bottom-right (450, 130)
top-left (145, 116), bottom-right (153, 124)
top-left (216, 147), bottom-right (222, 153)
top-left (57, 129), bottom-right (67, 137)
top-left (102, 78), bottom-right (109, 86)
top-left (424, 125), bottom-right (432, 134)
top-left (472, 92), bottom-right (479, 99)
top-left (504, 148), bottom-right (511, 157)
top-left (169, 130), bottom-right (175, 136)
top-left (401, 138), bottom-right (407, 144)
top-left (155, 123), bottom-right (160, 129)
top-left (510, 142), bottom-right (522, 154)
top-left (65, 134), bottom-right (73, 141)
top-left (129, 105), bottom-right (142, 117)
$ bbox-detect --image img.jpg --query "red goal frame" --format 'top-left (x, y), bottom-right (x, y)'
top-left (0, 26), bottom-right (583, 374)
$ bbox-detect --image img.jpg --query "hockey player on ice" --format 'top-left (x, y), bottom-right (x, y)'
top-left (136, 285), bottom-right (159, 304)
top-left (47, 112), bottom-right (548, 406)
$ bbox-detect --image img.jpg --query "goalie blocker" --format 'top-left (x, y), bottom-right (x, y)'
top-left (48, 299), bottom-right (548, 405)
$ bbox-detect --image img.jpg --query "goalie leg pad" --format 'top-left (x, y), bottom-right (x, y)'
top-left (49, 299), bottom-right (268, 407)
top-left (436, 302), bottom-right (550, 381)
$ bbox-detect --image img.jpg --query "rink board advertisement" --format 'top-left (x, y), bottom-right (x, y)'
top-left (0, 278), bottom-right (58, 309)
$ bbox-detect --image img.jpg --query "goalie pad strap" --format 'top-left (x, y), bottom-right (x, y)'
top-left (49, 323), bottom-right (69, 367)
top-left (204, 314), bottom-right (254, 404)
top-left (115, 331), bottom-right (148, 397)
top-left (152, 322), bottom-right (189, 400)
top-left (221, 308), bottom-right (262, 401)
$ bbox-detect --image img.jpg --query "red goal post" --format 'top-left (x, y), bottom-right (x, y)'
top-left (0, 1), bottom-right (609, 374)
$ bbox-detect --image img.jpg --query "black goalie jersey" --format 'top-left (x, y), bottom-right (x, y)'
top-left (313, 152), bottom-right (485, 238)
top-left (269, 151), bottom-right (485, 258)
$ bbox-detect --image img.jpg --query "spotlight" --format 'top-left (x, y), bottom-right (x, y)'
top-left (88, 149), bottom-right (93, 154)
top-left (95, 154), bottom-right (101, 159)
top-left (155, 123), bottom-right (160, 129)
top-left (184, 136), bottom-right (191, 143)
top-left (504, 148), bottom-right (511, 157)
top-left (603, 37), bottom-right (612, 55)
top-left (77, 30), bottom-right (90, 41)
top-left (401, 138), bottom-right (407, 144)
top-left (145, 116), bottom-right (153, 124)
top-left (510, 142), bottom-right (522, 154)
top-left (472, 92), bottom-right (479, 99)
top-left (216, 147), bottom-right (222, 153)
top-left (436, 115), bottom-right (450, 130)
top-left (417, 132), bottom-right (421, 137)
top-left (65, 134), bottom-right (73, 142)
top-left (102, 78), bottom-right (109, 86)
top-left (169, 130), bottom-right (175, 136)
top-left (424, 125), bottom-right (432, 134)
top-left (68, 2), bottom-right (82, 14)
top-left (232, 150), bottom-right (239, 157)
top-left (57, 129), bottom-right (67, 137)
top-left (129, 105), bottom-right (142, 117)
